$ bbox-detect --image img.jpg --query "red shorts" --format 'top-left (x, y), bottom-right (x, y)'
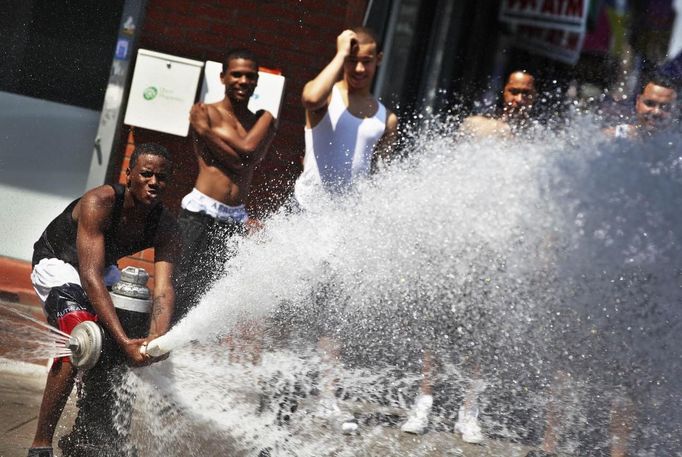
top-left (44, 283), bottom-right (98, 363)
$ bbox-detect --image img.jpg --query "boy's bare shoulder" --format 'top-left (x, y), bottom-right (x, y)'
top-left (460, 115), bottom-right (509, 137)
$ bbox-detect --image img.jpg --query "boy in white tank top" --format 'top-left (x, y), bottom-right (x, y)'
top-left (294, 27), bottom-right (398, 433)
top-left (295, 27), bottom-right (398, 210)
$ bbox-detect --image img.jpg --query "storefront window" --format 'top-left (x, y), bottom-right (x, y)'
top-left (0, 0), bottom-right (124, 109)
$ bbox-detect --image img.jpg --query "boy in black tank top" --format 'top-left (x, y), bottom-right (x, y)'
top-left (28, 143), bottom-right (181, 457)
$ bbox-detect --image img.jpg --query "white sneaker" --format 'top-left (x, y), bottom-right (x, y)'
top-left (318, 397), bottom-right (357, 434)
top-left (341, 420), bottom-right (359, 434)
top-left (454, 405), bottom-right (484, 444)
top-left (401, 394), bottom-right (433, 434)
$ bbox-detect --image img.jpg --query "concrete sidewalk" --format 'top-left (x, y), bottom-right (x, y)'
top-left (0, 359), bottom-right (76, 457)
top-left (0, 358), bottom-right (544, 457)
top-left (0, 299), bottom-right (77, 457)
top-left (0, 300), bottom-right (548, 457)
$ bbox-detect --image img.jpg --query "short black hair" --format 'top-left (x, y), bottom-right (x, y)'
top-left (351, 26), bottom-right (382, 52)
top-left (640, 72), bottom-right (676, 94)
top-left (506, 69), bottom-right (535, 81)
top-left (222, 48), bottom-right (259, 73)
top-left (129, 143), bottom-right (172, 170)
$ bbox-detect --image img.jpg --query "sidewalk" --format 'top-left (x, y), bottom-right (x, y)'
top-left (0, 299), bottom-right (76, 457)
top-left (0, 255), bottom-right (77, 456)
top-left (0, 359), bottom-right (78, 457)
top-left (0, 299), bottom-right (549, 457)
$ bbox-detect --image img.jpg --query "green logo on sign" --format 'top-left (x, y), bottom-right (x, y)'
top-left (143, 86), bottom-right (158, 100)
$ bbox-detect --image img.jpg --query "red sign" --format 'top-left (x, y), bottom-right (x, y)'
top-left (500, 0), bottom-right (590, 33)
top-left (513, 23), bottom-right (586, 64)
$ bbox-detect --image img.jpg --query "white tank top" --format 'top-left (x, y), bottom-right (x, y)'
top-left (294, 84), bottom-right (387, 209)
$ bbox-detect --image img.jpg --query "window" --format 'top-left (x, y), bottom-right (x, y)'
top-left (0, 0), bottom-right (124, 109)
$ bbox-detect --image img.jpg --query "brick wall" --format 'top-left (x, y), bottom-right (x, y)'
top-left (115, 0), bottom-right (368, 275)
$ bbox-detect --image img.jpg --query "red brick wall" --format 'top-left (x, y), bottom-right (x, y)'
top-left (115, 0), bottom-right (368, 276)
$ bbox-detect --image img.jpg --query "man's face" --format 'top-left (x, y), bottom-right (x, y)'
top-left (126, 154), bottom-right (170, 206)
top-left (636, 83), bottom-right (677, 132)
top-left (344, 41), bottom-right (381, 90)
top-left (502, 72), bottom-right (536, 118)
top-left (221, 58), bottom-right (259, 103)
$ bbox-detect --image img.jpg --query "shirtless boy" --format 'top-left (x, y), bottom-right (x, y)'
top-left (174, 48), bottom-right (276, 320)
top-left (460, 71), bottom-right (537, 138)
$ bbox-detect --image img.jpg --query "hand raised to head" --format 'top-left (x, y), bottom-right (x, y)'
top-left (336, 30), bottom-right (359, 58)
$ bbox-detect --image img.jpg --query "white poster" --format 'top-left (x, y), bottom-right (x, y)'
top-left (200, 60), bottom-right (286, 118)
top-left (500, 0), bottom-right (590, 33)
top-left (124, 50), bottom-right (203, 137)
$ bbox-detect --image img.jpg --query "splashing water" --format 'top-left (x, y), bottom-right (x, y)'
top-left (126, 114), bottom-right (681, 456)
top-left (0, 306), bottom-right (72, 360)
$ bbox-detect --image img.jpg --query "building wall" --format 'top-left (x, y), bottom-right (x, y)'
top-left (114, 0), bottom-right (369, 274)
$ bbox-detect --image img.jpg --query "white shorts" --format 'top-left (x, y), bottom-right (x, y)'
top-left (181, 188), bottom-right (249, 223)
top-left (31, 258), bottom-right (120, 304)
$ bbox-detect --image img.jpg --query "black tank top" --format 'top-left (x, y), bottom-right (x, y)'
top-left (32, 184), bottom-right (163, 267)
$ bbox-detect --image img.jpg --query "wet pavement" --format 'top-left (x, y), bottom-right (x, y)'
top-left (0, 357), bottom-right (548, 457)
top-left (0, 359), bottom-right (77, 457)
top-left (0, 299), bottom-right (73, 457)
top-left (0, 299), bottom-right (550, 457)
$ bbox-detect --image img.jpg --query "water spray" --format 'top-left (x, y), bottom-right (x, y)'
top-left (67, 266), bottom-right (152, 369)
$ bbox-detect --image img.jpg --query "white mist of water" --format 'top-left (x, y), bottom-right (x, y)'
top-left (0, 306), bottom-right (72, 360)
top-left (132, 115), bottom-right (681, 456)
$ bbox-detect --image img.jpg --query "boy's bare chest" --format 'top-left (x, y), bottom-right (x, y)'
top-left (212, 109), bottom-right (255, 137)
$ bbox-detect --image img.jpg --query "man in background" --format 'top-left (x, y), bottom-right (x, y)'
top-left (293, 27), bottom-right (398, 433)
top-left (605, 74), bottom-right (678, 139)
top-left (460, 70), bottom-right (537, 138)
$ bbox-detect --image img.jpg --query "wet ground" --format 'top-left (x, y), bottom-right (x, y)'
top-left (0, 300), bottom-right (75, 457)
top-left (0, 359), bottom-right (77, 457)
top-left (0, 299), bottom-right (552, 457)
top-left (0, 360), bottom-right (549, 457)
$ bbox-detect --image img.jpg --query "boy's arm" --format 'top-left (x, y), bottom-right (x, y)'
top-left (301, 30), bottom-right (357, 113)
top-left (191, 104), bottom-right (275, 160)
top-left (76, 188), bottom-right (147, 366)
top-left (147, 211), bottom-right (181, 340)
top-left (191, 127), bottom-right (246, 171)
top-left (372, 111), bottom-right (399, 170)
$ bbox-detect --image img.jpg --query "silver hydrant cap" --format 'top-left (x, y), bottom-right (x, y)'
top-left (119, 266), bottom-right (149, 285)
